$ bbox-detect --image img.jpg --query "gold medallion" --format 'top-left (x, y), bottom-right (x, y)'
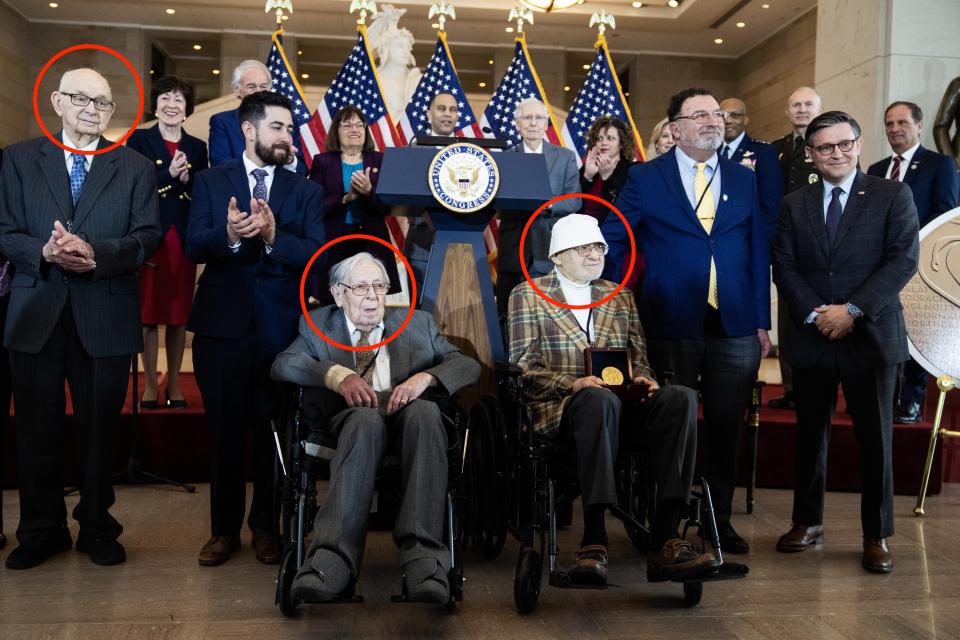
top-left (601, 366), bottom-right (624, 385)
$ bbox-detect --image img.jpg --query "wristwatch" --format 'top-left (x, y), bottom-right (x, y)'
top-left (846, 302), bottom-right (864, 318)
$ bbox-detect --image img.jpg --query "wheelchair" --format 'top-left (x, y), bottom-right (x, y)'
top-left (272, 386), bottom-right (467, 616)
top-left (462, 361), bottom-right (749, 614)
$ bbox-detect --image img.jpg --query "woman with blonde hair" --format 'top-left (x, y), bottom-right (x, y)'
top-left (645, 117), bottom-right (675, 158)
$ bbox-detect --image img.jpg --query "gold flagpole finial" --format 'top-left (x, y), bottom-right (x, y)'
top-left (508, 6), bottom-right (534, 34)
top-left (265, 0), bottom-right (293, 28)
top-left (429, 1), bottom-right (456, 33)
top-left (589, 10), bottom-right (616, 37)
top-left (349, 0), bottom-right (378, 26)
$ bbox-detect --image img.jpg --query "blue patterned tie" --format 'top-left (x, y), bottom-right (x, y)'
top-left (251, 168), bottom-right (268, 202)
top-left (70, 153), bottom-right (87, 206)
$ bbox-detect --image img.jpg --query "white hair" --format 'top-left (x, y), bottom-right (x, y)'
top-left (231, 60), bottom-right (272, 91)
top-left (514, 97), bottom-right (548, 120)
top-left (328, 252), bottom-right (390, 288)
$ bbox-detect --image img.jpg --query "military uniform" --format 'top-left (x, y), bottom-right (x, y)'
top-left (772, 132), bottom-right (821, 194)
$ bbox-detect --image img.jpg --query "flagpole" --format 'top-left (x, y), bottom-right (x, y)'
top-left (590, 9), bottom-right (646, 160)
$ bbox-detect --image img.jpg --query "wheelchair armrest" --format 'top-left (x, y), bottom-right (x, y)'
top-left (494, 360), bottom-right (523, 379)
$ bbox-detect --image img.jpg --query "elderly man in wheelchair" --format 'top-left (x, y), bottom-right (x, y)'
top-left (506, 214), bottom-right (717, 586)
top-left (270, 252), bottom-right (480, 604)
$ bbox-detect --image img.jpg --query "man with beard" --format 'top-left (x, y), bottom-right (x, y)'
top-left (601, 88), bottom-right (771, 555)
top-left (186, 91), bottom-right (325, 567)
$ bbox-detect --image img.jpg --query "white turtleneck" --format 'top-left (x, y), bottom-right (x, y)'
top-left (555, 268), bottom-right (594, 342)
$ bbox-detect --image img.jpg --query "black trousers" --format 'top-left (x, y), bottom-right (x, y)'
top-left (10, 301), bottom-right (130, 545)
top-left (192, 330), bottom-right (283, 537)
top-left (646, 314), bottom-right (761, 522)
top-left (792, 343), bottom-right (896, 538)
top-left (0, 295), bottom-right (11, 535)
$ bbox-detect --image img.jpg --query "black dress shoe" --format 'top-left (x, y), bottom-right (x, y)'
top-left (5, 529), bottom-right (73, 570)
top-left (894, 401), bottom-right (921, 424)
top-left (139, 395), bottom-right (160, 410)
top-left (768, 391), bottom-right (796, 410)
top-left (164, 398), bottom-right (188, 409)
top-left (76, 534), bottom-right (126, 566)
top-left (0, 532), bottom-right (7, 550)
top-left (717, 522), bottom-right (750, 554)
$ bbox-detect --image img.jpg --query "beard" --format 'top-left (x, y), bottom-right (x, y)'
top-left (255, 138), bottom-right (292, 166)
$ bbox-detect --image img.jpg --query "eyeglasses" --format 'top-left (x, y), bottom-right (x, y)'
top-left (809, 138), bottom-right (858, 156)
top-left (517, 115), bottom-right (549, 123)
top-left (723, 111), bottom-right (747, 120)
top-left (673, 110), bottom-right (727, 123)
top-left (60, 92), bottom-right (115, 112)
top-left (571, 243), bottom-right (606, 257)
top-left (243, 83), bottom-right (272, 93)
top-left (339, 121), bottom-right (365, 130)
top-left (338, 281), bottom-right (389, 296)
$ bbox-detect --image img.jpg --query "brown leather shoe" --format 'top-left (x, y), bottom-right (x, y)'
top-left (251, 529), bottom-right (280, 565)
top-left (862, 537), bottom-right (893, 573)
top-left (199, 536), bottom-right (240, 566)
top-left (776, 524), bottom-right (824, 552)
top-left (567, 545), bottom-right (608, 585)
top-left (647, 539), bottom-right (718, 582)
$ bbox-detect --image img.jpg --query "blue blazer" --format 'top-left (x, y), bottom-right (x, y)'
top-left (601, 147), bottom-right (771, 339)
top-left (126, 125), bottom-right (208, 241)
top-left (728, 133), bottom-right (783, 242)
top-left (185, 158), bottom-right (325, 346)
top-left (208, 107), bottom-right (307, 176)
top-left (867, 145), bottom-right (959, 228)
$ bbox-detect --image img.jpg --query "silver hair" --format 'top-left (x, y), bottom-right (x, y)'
top-left (231, 60), bottom-right (272, 91)
top-left (514, 96), bottom-right (548, 120)
top-left (328, 252), bottom-right (390, 288)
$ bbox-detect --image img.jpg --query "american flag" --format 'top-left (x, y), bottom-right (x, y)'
top-left (395, 32), bottom-right (484, 146)
top-left (479, 37), bottom-right (564, 147)
top-left (559, 36), bottom-right (645, 167)
top-left (265, 30), bottom-right (312, 168)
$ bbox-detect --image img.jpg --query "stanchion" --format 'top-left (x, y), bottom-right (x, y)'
top-left (744, 380), bottom-right (764, 515)
top-left (914, 375), bottom-right (957, 516)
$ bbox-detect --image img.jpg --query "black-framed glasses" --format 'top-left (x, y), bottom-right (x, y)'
top-left (338, 281), bottom-right (390, 296)
top-left (571, 242), bottom-right (606, 257)
top-left (809, 138), bottom-right (858, 156)
top-left (673, 110), bottom-right (727, 123)
top-left (59, 92), bottom-right (115, 112)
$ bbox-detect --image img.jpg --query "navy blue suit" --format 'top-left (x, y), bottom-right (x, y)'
top-left (208, 108), bottom-right (307, 176)
top-left (726, 133), bottom-right (784, 242)
top-left (186, 158), bottom-right (324, 537)
top-left (601, 147), bottom-right (770, 523)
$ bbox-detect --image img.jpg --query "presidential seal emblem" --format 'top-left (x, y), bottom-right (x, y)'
top-left (428, 143), bottom-right (500, 213)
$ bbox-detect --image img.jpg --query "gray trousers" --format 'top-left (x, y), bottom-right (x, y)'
top-left (305, 399), bottom-right (449, 578)
top-left (559, 386), bottom-right (698, 508)
top-left (777, 296), bottom-right (794, 392)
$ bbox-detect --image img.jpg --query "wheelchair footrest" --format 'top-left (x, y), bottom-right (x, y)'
top-left (682, 561), bottom-right (749, 584)
top-left (549, 569), bottom-right (622, 590)
top-left (297, 594), bottom-right (365, 604)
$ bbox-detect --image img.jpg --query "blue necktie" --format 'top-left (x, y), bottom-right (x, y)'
top-left (825, 186), bottom-right (843, 245)
top-left (70, 153), bottom-right (87, 206)
top-left (252, 168), bottom-right (268, 202)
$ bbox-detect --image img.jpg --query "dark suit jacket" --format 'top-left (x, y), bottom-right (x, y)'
top-left (772, 171), bottom-right (919, 369)
top-left (185, 158), bottom-right (325, 347)
top-left (602, 147), bottom-right (771, 339)
top-left (126, 125), bottom-right (209, 240)
top-left (209, 108), bottom-right (307, 176)
top-left (578, 159), bottom-right (638, 221)
top-left (867, 145), bottom-right (959, 228)
top-left (0, 136), bottom-right (162, 357)
top-left (728, 133), bottom-right (784, 241)
top-left (499, 141), bottom-right (581, 275)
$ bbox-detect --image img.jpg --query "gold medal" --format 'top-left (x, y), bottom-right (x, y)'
top-left (601, 366), bottom-right (624, 385)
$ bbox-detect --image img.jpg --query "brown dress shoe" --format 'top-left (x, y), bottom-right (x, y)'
top-left (862, 537), bottom-right (893, 573)
top-left (647, 539), bottom-right (718, 582)
top-left (251, 529), bottom-right (280, 565)
top-left (776, 524), bottom-right (824, 552)
top-left (567, 545), bottom-right (609, 585)
top-left (199, 536), bottom-right (240, 566)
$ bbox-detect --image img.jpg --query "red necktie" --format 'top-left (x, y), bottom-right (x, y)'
top-left (890, 155), bottom-right (903, 181)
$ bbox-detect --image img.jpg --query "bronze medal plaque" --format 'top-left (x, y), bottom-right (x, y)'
top-left (901, 207), bottom-right (960, 379)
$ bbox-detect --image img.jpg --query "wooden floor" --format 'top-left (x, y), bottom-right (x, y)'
top-left (1, 484), bottom-right (959, 639)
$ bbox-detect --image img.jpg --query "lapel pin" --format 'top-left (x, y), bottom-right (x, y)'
top-left (857, 191), bottom-right (865, 195)
top-left (911, 163), bottom-right (918, 170)
top-left (722, 194), bottom-right (728, 202)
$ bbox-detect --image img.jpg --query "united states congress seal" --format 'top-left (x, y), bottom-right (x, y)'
top-left (428, 143), bottom-right (500, 214)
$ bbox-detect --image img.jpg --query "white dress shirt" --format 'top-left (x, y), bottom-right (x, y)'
top-left (883, 142), bottom-right (920, 181)
top-left (674, 146), bottom-right (722, 211)
top-left (723, 131), bottom-right (746, 159)
top-left (61, 130), bottom-right (97, 174)
top-left (523, 141), bottom-right (544, 154)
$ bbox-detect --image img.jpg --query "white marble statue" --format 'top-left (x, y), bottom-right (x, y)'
top-left (367, 4), bottom-right (422, 120)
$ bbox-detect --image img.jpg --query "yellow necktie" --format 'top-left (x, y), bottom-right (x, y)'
top-left (695, 162), bottom-right (718, 309)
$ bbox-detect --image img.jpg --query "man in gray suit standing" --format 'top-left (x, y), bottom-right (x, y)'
top-left (497, 97), bottom-right (581, 316)
top-left (0, 68), bottom-right (161, 569)
top-left (271, 252), bottom-right (479, 603)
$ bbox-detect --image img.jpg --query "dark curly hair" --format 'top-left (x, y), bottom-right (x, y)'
top-left (584, 115), bottom-right (635, 163)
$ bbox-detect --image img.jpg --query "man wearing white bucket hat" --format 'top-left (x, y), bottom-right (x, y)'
top-left (507, 214), bottom-right (714, 587)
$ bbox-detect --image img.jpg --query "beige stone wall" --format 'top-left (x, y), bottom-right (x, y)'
top-left (733, 9), bottom-right (817, 144)
top-left (0, 3), bottom-right (32, 148)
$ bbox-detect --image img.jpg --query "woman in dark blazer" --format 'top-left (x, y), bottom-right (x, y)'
top-left (127, 75), bottom-right (208, 409)
top-left (579, 116), bottom-right (640, 224)
top-left (309, 105), bottom-right (401, 304)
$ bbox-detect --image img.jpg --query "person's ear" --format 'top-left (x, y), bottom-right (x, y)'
top-left (330, 285), bottom-right (343, 307)
top-left (51, 92), bottom-right (64, 116)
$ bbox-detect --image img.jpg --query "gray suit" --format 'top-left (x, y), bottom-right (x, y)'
top-left (0, 135), bottom-right (161, 544)
top-left (271, 306), bottom-right (479, 579)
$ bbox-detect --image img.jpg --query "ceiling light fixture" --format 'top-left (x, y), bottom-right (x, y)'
top-left (714, 37), bottom-right (723, 44)
top-left (564, 85), bottom-right (570, 91)
top-left (761, 3), bottom-right (770, 7)
top-left (631, 1), bottom-right (642, 7)
top-left (488, 59), bottom-right (494, 64)
top-left (581, 64), bottom-right (590, 70)
top-left (193, 44), bottom-right (202, 50)
top-left (505, 26), bottom-right (514, 32)
top-left (479, 82), bottom-right (487, 88)
top-left (667, 0), bottom-right (679, 7)
top-left (212, 69), bottom-right (220, 75)
top-left (301, 73), bottom-right (309, 79)
top-left (165, 8), bottom-right (175, 14)
top-left (521, 0), bottom-right (580, 12)
top-left (48, 2), bottom-right (58, 7)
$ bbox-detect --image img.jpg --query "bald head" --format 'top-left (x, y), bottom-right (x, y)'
top-left (719, 97), bottom-right (749, 142)
top-left (52, 68), bottom-right (115, 148)
top-left (785, 86), bottom-right (822, 134)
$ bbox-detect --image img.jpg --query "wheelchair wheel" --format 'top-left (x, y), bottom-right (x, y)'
top-left (465, 397), bottom-right (509, 559)
top-left (513, 548), bottom-right (542, 614)
top-left (276, 546), bottom-right (300, 618)
top-left (683, 581), bottom-right (703, 607)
